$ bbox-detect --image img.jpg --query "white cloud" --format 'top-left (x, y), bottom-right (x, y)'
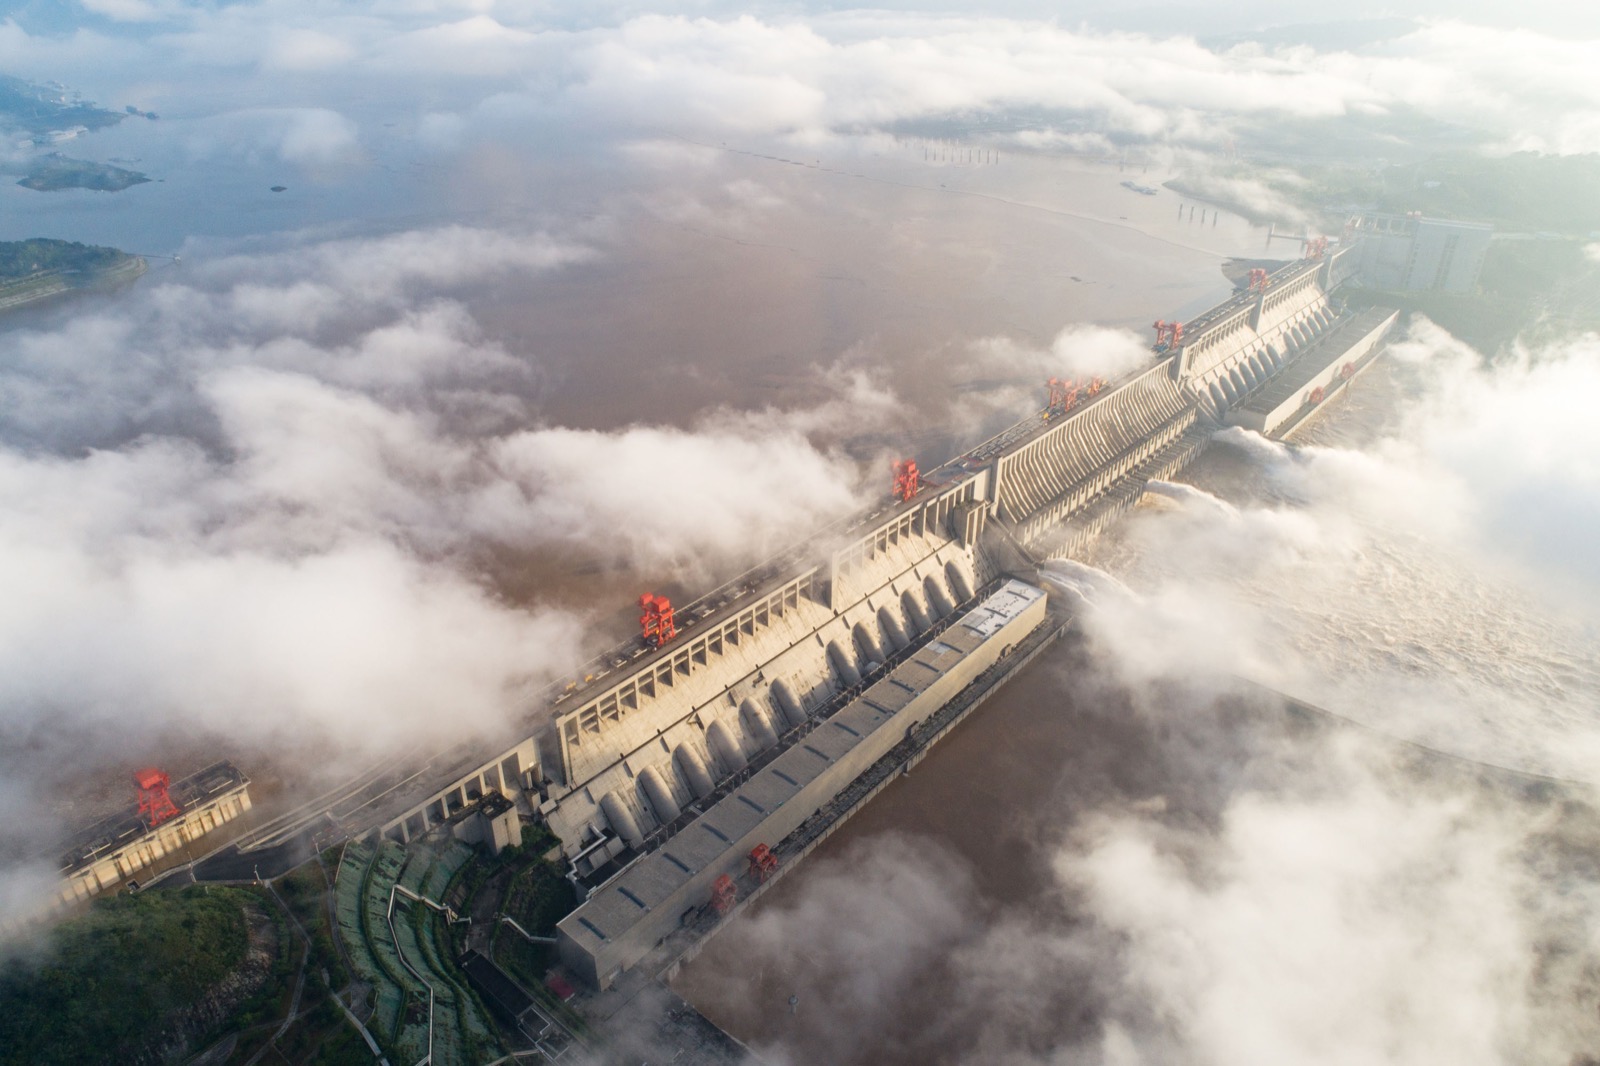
top-left (674, 834), bottom-right (979, 1063)
top-left (278, 106), bottom-right (361, 165)
top-left (1045, 729), bottom-right (1593, 1066)
top-left (1353, 319), bottom-right (1600, 592)
top-left (972, 323), bottom-right (1154, 390)
top-left (11, 8), bottom-right (1600, 170)
top-left (1067, 319), bottom-right (1600, 783)
top-left (0, 220), bottom-right (899, 930)
top-left (12, 5), bottom-right (1597, 162)
top-left (78, 0), bottom-right (164, 23)
top-left (263, 27), bottom-right (358, 72)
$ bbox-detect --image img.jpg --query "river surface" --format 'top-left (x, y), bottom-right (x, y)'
top-left (7, 125), bottom-right (1272, 436)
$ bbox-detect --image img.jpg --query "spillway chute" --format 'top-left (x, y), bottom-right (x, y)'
top-left (901, 589), bottom-right (932, 635)
top-left (707, 718), bottom-right (748, 773)
top-left (638, 765), bottom-right (681, 824)
top-left (673, 742), bottom-right (715, 798)
top-left (827, 639), bottom-right (862, 686)
top-left (600, 790), bottom-right (645, 849)
top-left (924, 575), bottom-right (955, 619)
top-left (771, 679), bottom-right (807, 730)
top-left (1208, 380), bottom-right (1229, 414)
top-left (740, 697), bottom-right (780, 752)
top-left (877, 605), bottom-right (910, 652)
top-left (1229, 366), bottom-right (1249, 398)
top-left (944, 561), bottom-right (974, 604)
top-left (853, 620), bottom-right (886, 668)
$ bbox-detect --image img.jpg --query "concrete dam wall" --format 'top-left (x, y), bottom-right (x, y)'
top-left (516, 253), bottom-right (1394, 897)
top-left (184, 247), bottom-right (1395, 979)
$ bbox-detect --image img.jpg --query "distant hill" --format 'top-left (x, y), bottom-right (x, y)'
top-left (0, 74), bottom-right (124, 139)
top-left (18, 154), bottom-right (150, 193)
top-left (0, 239), bottom-right (146, 315)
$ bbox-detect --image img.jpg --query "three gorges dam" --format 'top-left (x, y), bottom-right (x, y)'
top-left (114, 241), bottom-right (1395, 1009)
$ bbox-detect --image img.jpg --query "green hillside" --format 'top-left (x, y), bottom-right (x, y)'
top-left (0, 886), bottom-right (268, 1066)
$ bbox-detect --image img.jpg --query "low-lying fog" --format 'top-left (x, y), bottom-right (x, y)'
top-left (4, 5), bottom-right (1599, 1062)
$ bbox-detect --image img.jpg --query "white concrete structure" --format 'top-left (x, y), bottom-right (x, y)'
top-left (540, 476), bottom-right (992, 877)
top-left (53, 762), bottom-right (251, 911)
top-left (557, 580), bottom-right (1048, 989)
top-left (187, 238), bottom-right (1401, 942)
top-left (1349, 214), bottom-right (1493, 293)
top-left (1230, 308), bottom-right (1399, 437)
top-left (450, 792), bottom-right (523, 856)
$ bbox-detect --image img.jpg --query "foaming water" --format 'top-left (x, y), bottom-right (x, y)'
top-left (676, 357), bottom-right (1600, 1064)
top-left (1038, 558), bottom-right (1139, 609)
top-left (1090, 367), bottom-right (1600, 782)
top-left (1261, 531), bottom-right (1600, 776)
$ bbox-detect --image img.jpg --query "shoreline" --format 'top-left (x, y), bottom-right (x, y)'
top-left (0, 253), bottom-right (146, 318)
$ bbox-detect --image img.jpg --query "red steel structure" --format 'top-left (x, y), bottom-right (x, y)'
top-left (1152, 320), bottom-right (1185, 350)
top-left (709, 874), bottom-right (738, 915)
top-left (1303, 235), bottom-right (1328, 259)
top-left (747, 843), bottom-right (779, 883)
top-left (1044, 377), bottom-right (1082, 420)
top-left (134, 767), bottom-right (181, 828)
top-left (891, 459), bottom-right (921, 502)
top-left (639, 594), bottom-right (678, 648)
top-left (1248, 267), bottom-right (1270, 292)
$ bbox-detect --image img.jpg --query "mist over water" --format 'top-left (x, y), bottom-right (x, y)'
top-left (0, 126), bottom-right (1264, 894)
top-left (6, 4), bottom-right (1600, 1060)
top-left (674, 323), bottom-right (1600, 1064)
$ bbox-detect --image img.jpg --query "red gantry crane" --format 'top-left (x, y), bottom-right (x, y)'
top-left (709, 874), bottom-right (738, 915)
top-left (134, 767), bottom-right (181, 828)
top-left (747, 843), bottom-right (779, 884)
top-left (891, 459), bottom-right (921, 502)
top-left (1248, 267), bottom-right (1270, 293)
top-left (639, 593), bottom-right (678, 648)
top-left (1152, 320), bottom-right (1184, 351)
top-left (1044, 376), bottom-right (1083, 421)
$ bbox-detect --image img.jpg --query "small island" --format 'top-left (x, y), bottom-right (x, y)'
top-left (0, 239), bottom-right (147, 316)
top-left (1, 75), bottom-right (155, 193)
top-left (0, 75), bottom-right (125, 138)
top-left (17, 153), bottom-right (151, 193)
